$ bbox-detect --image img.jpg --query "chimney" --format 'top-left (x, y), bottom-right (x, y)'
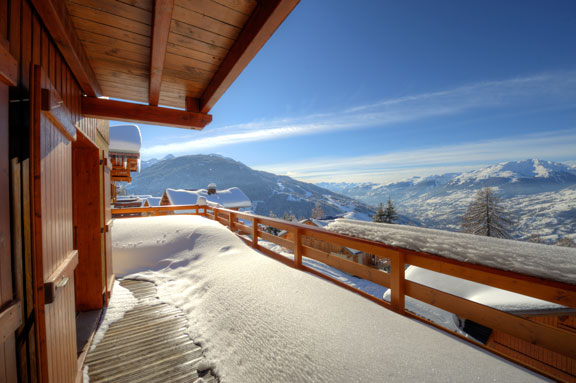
top-left (207, 183), bottom-right (217, 195)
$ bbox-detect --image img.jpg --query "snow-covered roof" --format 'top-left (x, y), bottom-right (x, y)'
top-left (163, 187), bottom-right (251, 209)
top-left (111, 215), bottom-right (544, 382)
top-left (327, 219), bottom-right (576, 286)
top-left (146, 197), bottom-right (162, 207)
top-left (109, 124), bottom-right (142, 154)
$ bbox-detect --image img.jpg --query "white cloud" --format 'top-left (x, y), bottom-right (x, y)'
top-left (253, 130), bottom-right (576, 183)
top-left (142, 71), bottom-right (576, 157)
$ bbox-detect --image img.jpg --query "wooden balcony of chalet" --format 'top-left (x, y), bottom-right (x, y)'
top-left (1, 0), bottom-right (574, 381)
top-left (109, 204), bottom-right (576, 382)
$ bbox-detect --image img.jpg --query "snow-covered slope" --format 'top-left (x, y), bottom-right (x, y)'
top-left (112, 215), bottom-right (544, 382)
top-left (319, 159), bottom-right (576, 241)
top-left (128, 154), bottom-right (375, 219)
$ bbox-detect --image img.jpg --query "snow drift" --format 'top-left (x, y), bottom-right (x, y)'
top-left (112, 215), bottom-right (544, 382)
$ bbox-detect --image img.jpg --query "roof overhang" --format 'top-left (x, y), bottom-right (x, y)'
top-left (32, 0), bottom-right (300, 129)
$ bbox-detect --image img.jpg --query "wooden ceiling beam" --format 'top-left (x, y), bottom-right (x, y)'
top-left (82, 97), bottom-right (211, 130)
top-left (30, 0), bottom-right (102, 97)
top-left (199, 0), bottom-right (300, 114)
top-left (149, 0), bottom-right (174, 106)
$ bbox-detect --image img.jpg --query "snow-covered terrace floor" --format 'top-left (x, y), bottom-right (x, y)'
top-left (103, 215), bottom-right (550, 382)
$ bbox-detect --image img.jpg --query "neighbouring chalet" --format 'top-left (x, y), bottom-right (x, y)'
top-left (160, 186), bottom-right (252, 211)
top-left (146, 196), bottom-right (162, 207)
top-left (0, 0), bottom-right (299, 381)
top-left (109, 124), bottom-right (142, 182)
top-left (280, 218), bottom-right (387, 269)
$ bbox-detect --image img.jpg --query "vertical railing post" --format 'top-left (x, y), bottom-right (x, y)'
top-left (294, 227), bottom-right (302, 268)
top-left (252, 217), bottom-right (259, 248)
top-left (229, 211), bottom-right (235, 232)
top-left (213, 207), bottom-right (218, 221)
top-left (390, 250), bottom-right (405, 314)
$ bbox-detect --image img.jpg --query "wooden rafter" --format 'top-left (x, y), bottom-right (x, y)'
top-left (82, 97), bottom-right (212, 129)
top-left (200, 0), bottom-right (300, 114)
top-left (149, 0), bottom-right (174, 106)
top-left (30, 0), bottom-right (102, 97)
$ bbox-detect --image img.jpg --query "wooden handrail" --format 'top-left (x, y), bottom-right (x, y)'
top-left (110, 205), bottom-right (576, 365)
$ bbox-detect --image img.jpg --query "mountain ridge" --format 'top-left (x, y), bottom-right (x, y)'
top-left (318, 159), bottom-right (576, 241)
top-left (127, 154), bottom-right (378, 220)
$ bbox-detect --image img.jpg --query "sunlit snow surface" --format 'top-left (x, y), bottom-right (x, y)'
top-left (112, 216), bottom-right (545, 382)
top-left (327, 219), bottom-right (576, 285)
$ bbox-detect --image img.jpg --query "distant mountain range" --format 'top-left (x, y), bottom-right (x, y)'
top-left (318, 159), bottom-right (576, 242)
top-left (128, 154), bottom-right (376, 219)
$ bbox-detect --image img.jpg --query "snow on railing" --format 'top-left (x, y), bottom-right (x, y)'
top-left (111, 205), bottom-right (576, 381)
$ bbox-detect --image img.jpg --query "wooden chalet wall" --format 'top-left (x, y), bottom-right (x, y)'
top-left (1, 1), bottom-right (110, 382)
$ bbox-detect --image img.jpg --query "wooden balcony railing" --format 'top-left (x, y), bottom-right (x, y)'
top-left (111, 204), bottom-right (576, 381)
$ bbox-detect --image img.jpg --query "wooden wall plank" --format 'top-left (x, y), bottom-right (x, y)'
top-left (0, 42), bottom-right (18, 86)
top-left (8, 0), bottom-right (21, 61)
top-left (0, 0), bottom-right (7, 39)
top-left (30, 0), bottom-right (102, 96)
top-left (20, 1), bottom-right (31, 89)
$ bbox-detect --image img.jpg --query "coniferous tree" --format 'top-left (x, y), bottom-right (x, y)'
top-left (383, 198), bottom-right (398, 224)
top-left (373, 202), bottom-right (386, 223)
top-left (461, 187), bottom-right (512, 239)
top-left (311, 202), bottom-right (325, 219)
top-left (527, 234), bottom-right (545, 244)
top-left (556, 237), bottom-right (576, 248)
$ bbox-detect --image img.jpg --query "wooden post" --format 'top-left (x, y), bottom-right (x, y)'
top-left (294, 228), bottom-right (302, 268)
top-left (213, 207), bottom-right (218, 221)
top-left (229, 211), bottom-right (235, 232)
top-left (390, 251), bottom-right (405, 314)
top-left (252, 218), bottom-right (259, 247)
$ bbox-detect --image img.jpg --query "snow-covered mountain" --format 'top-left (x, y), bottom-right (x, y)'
top-left (140, 154), bottom-right (175, 170)
top-left (127, 154), bottom-right (376, 219)
top-left (318, 159), bottom-right (576, 241)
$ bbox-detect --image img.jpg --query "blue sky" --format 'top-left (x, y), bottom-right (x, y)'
top-left (131, 0), bottom-right (576, 183)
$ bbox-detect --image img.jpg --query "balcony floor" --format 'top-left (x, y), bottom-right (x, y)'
top-left (84, 279), bottom-right (217, 383)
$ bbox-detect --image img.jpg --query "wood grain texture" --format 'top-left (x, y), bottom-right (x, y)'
top-left (72, 136), bottom-right (105, 311)
top-left (30, 0), bottom-right (102, 96)
top-left (0, 79), bottom-right (18, 383)
top-left (149, 0), bottom-right (174, 106)
top-left (407, 280), bottom-right (576, 359)
top-left (82, 96), bottom-right (212, 129)
top-left (0, 41), bottom-right (17, 85)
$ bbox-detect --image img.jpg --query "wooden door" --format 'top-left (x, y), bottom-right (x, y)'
top-left (0, 74), bottom-right (20, 383)
top-left (30, 65), bottom-right (78, 383)
top-left (73, 133), bottom-right (104, 311)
